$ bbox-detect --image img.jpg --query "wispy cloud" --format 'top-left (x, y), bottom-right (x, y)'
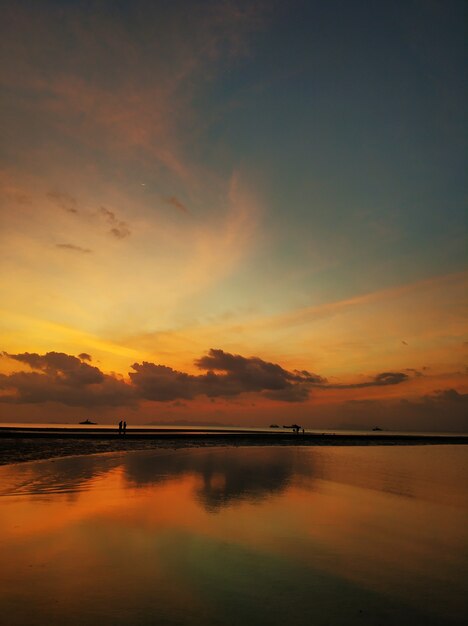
top-left (324, 371), bottom-right (410, 389)
top-left (165, 196), bottom-right (190, 215)
top-left (100, 207), bottom-right (131, 239)
top-left (257, 271), bottom-right (468, 331)
top-left (46, 189), bottom-right (132, 239)
top-left (56, 243), bottom-right (92, 254)
top-left (47, 191), bottom-right (78, 214)
top-left (0, 2), bottom-right (269, 183)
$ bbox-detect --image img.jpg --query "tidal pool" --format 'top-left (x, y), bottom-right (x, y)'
top-left (0, 445), bottom-right (467, 625)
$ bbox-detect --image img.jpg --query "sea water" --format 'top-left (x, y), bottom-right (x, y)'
top-left (0, 445), bottom-right (466, 625)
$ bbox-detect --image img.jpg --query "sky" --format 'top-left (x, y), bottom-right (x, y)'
top-left (0, 0), bottom-right (467, 430)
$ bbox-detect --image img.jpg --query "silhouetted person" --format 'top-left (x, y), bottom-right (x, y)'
top-left (302, 428), bottom-right (305, 434)
top-left (118, 420), bottom-right (123, 435)
top-left (123, 420), bottom-right (127, 435)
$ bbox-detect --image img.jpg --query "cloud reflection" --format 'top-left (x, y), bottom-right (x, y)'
top-left (123, 447), bottom-right (314, 511)
top-left (0, 447), bottom-right (314, 511)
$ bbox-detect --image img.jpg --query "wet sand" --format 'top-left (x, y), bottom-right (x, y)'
top-left (1, 428), bottom-right (467, 466)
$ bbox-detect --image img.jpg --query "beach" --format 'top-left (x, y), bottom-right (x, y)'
top-left (1, 426), bottom-right (467, 466)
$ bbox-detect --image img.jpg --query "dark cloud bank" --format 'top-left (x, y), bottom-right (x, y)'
top-left (1, 348), bottom-right (417, 408)
top-left (337, 389), bottom-right (468, 433)
top-left (0, 352), bottom-right (132, 407)
top-left (1, 349), bottom-right (466, 430)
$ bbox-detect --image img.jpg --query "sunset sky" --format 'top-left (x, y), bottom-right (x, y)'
top-left (0, 0), bottom-right (466, 430)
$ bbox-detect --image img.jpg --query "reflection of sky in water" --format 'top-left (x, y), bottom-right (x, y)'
top-left (0, 446), bottom-right (467, 626)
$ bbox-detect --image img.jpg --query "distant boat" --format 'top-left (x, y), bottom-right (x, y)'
top-left (79, 419), bottom-right (97, 425)
top-left (283, 424), bottom-right (302, 432)
top-left (269, 424), bottom-right (280, 428)
top-left (372, 426), bottom-right (383, 431)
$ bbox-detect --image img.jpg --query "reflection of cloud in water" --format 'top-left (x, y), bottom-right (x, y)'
top-left (0, 448), bottom-right (314, 510)
top-left (123, 447), bottom-right (314, 512)
top-left (1, 446), bottom-right (460, 513)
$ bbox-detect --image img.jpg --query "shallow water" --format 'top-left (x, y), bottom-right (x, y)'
top-left (0, 445), bottom-right (466, 625)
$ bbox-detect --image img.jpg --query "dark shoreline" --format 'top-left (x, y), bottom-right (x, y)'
top-left (0, 430), bottom-right (467, 466)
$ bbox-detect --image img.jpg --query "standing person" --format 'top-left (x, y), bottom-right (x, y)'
top-left (123, 420), bottom-right (127, 435)
top-left (118, 420), bottom-right (123, 435)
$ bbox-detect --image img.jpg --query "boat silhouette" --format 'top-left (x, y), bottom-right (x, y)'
top-left (283, 424), bottom-right (302, 432)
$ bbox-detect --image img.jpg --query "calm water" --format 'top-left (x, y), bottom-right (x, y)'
top-left (0, 446), bottom-right (466, 625)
